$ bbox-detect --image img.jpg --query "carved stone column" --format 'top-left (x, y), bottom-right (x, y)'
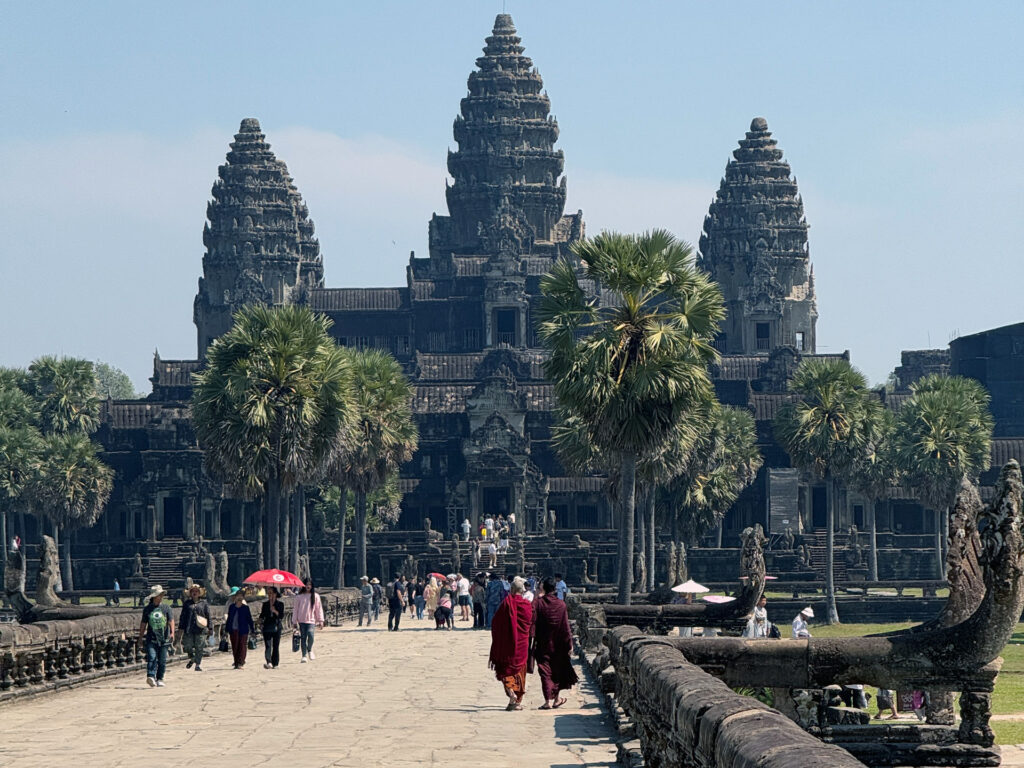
top-left (959, 691), bottom-right (995, 746)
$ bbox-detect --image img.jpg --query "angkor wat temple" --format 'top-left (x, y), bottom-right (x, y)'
top-left (25, 14), bottom-right (1021, 590)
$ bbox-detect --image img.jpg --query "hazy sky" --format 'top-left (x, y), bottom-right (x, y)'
top-left (2, 1), bottom-right (1021, 390)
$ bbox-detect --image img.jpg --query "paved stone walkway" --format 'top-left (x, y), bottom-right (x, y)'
top-left (0, 621), bottom-right (620, 768)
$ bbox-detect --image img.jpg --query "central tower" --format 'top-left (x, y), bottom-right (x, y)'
top-left (429, 14), bottom-right (568, 258)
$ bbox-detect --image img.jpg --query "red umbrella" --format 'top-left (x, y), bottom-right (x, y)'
top-left (428, 572), bottom-right (447, 582)
top-left (244, 568), bottom-right (304, 588)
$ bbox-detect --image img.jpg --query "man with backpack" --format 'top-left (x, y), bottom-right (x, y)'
top-left (371, 578), bottom-right (384, 621)
top-left (139, 585), bottom-right (175, 688)
top-left (179, 584), bottom-right (211, 671)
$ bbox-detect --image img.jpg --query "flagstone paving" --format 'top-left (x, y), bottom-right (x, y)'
top-left (0, 620), bottom-right (620, 768)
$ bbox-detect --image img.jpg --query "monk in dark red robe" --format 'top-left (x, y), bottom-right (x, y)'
top-left (532, 576), bottom-right (579, 708)
top-left (489, 576), bottom-right (533, 710)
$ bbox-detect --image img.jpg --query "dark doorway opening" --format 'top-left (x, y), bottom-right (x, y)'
top-left (163, 497), bottom-right (184, 538)
top-left (494, 309), bottom-right (517, 346)
top-left (811, 486), bottom-right (827, 529)
top-left (756, 322), bottom-right (770, 351)
top-left (482, 486), bottom-right (511, 520)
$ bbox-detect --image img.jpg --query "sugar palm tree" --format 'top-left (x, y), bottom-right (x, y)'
top-left (32, 433), bottom-right (113, 590)
top-left (845, 400), bottom-right (900, 581)
top-left (892, 374), bottom-right (993, 578)
top-left (666, 403), bottom-right (762, 547)
top-left (538, 229), bottom-right (724, 604)
top-left (774, 358), bottom-right (873, 624)
top-left (192, 305), bottom-right (355, 568)
top-left (330, 348), bottom-right (417, 582)
top-left (27, 356), bottom-right (101, 436)
top-left (0, 425), bottom-right (42, 571)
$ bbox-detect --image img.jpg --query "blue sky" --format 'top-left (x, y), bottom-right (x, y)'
top-left (1, 1), bottom-right (1021, 389)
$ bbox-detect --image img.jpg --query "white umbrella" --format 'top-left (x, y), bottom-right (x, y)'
top-left (671, 579), bottom-right (709, 594)
top-left (701, 594), bottom-right (736, 604)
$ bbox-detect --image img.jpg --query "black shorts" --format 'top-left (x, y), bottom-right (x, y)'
top-left (458, 595), bottom-right (471, 607)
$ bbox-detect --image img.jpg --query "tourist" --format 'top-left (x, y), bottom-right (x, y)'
top-left (414, 577), bottom-right (426, 619)
top-left (461, 517), bottom-right (471, 541)
top-left (260, 586), bottom-right (285, 669)
top-left (387, 573), bottom-right (406, 631)
top-left (370, 577), bottom-right (384, 621)
top-left (742, 613), bottom-right (768, 638)
top-left (112, 578), bottom-right (121, 606)
top-left (226, 587), bottom-right (255, 668)
top-left (912, 690), bottom-right (928, 721)
top-left (484, 515), bottom-right (494, 540)
top-left (842, 684), bottom-right (869, 709)
top-left (485, 571), bottom-right (505, 629)
top-left (554, 573), bottom-right (569, 601)
top-left (508, 511), bottom-right (516, 538)
top-left (488, 539), bottom-right (498, 568)
top-left (471, 572), bottom-right (487, 628)
top-left (179, 584), bottom-right (212, 671)
top-left (472, 537), bottom-right (481, 568)
top-left (498, 523), bottom-right (510, 553)
top-left (424, 576), bottom-right (439, 617)
top-left (488, 576), bottom-right (533, 711)
top-left (406, 576), bottom-right (417, 618)
top-left (875, 688), bottom-right (898, 720)
top-left (532, 576), bottom-right (578, 709)
top-left (294, 578), bottom-right (324, 662)
top-left (457, 572), bottom-right (471, 621)
top-left (138, 584), bottom-right (174, 688)
top-left (523, 577), bottom-right (535, 602)
top-left (435, 586), bottom-right (454, 630)
top-left (357, 576), bottom-right (373, 626)
top-left (792, 607), bottom-right (813, 638)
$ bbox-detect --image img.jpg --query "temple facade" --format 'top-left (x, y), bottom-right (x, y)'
top-left (46, 13), bottom-right (1010, 589)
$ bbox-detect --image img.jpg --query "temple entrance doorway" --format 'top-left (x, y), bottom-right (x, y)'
top-left (162, 497), bottom-right (184, 539)
top-left (481, 486), bottom-right (511, 522)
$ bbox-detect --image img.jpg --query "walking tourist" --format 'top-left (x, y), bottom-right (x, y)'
top-left (370, 577), bottom-right (383, 621)
top-left (139, 584), bottom-right (174, 688)
top-left (179, 584), bottom-right (211, 671)
top-left (414, 577), bottom-right (426, 619)
top-left (294, 578), bottom-right (324, 662)
top-left (226, 587), bottom-right (255, 668)
top-left (792, 606), bottom-right (813, 638)
top-left (875, 688), bottom-right (898, 719)
top-left (435, 586), bottom-right (454, 629)
top-left (488, 540), bottom-right (498, 568)
top-left (260, 586), bottom-right (285, 668)
top-left (532, 576), bottom-right (578, 709)
top-left (457, 572), bottom-right (471, 621)
top-left (388, 573), bottom-right (406, 631)
top-left (488, 576), bottom-right (533, 711)
top-left (508, 511), bottom-right (516, 538)
top-left (471, 572), bottom-right (487, 628)
top-left (425, 576), bottom-right (439, 617)
top-left (112, 578), bottom-right (121, 606)
top-left (554, 573), bottom-right (569, 600)
top-left (472, 537), bottom-right (481, 568)
top-left (357, 576), bottom-right (373, 626)
top-left (461, 517), bottom-right (471, 541)
top-left (406, 575), bottom-right (417, 618)
top-left (485, 571), bottom-right (505, 629)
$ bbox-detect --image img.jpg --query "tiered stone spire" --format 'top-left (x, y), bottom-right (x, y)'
top-left (443, 14), bottom-right (566, 254)
top-left (194, 118), bottom-right (324, 357)
top-left (698, 118), bottom-right (817, 355)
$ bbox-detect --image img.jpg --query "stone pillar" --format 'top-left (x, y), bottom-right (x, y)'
top-left (186, 496), bottom-right (197, 540)
top-left (147, 503), bottom-right (157, 542)
top-left (468, 481), bottom-right (480, 529)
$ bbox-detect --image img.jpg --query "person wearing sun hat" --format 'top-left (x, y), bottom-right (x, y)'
top-left (792, 606), bottom-right (814, 638)
top-left (138, 585), bottom-right (175, 687)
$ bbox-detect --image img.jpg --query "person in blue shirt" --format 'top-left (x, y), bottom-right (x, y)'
top-left (485, 572), bottom-right (506, 629)
top-left (554, 573), bottom-right (569, 601)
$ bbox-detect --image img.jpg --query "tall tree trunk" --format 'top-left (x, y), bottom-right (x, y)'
top-left (825, 474), bottom-right (839, 624)
top-left (613, 493), bottom-right (623, 587)
top-left (941, 505), bottom-right (950, 571)
top-left (618, 453), bottom-right (636, 605)
top-left (266, 478), bottom-right (281, 570)
top-left (288, 492), bottom-right (299, 574)
top-left (636, 491), bottom-right (647, 593)
top-left (336, 485), bottom-right (347, 588)
top-left (0, 504), bottom-right (7, 571)
top-left (62, 527), bottom-right (75, 592)
top-left (934, 508), bottom-right (944, 580)
top-left (646, 490), bottom-right (656, 591)
top-left (52, 524), bottom-right (64, 592)
top-left (300, 488), bottom-right (308, 556)
top-left (868, 498), bottom-right (879, 582)
top-left (256, 508), bottom-right (265, 570)
top-left (356, 491), bottom-right (368, 580)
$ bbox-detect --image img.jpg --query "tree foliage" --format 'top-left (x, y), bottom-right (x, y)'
top-left (94, 361), bottom-right (141, 400)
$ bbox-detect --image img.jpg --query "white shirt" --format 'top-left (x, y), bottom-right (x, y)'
top-left (488, 543), bottom-right (496, 554)
top-left (457, 577), bottom-right (470, 596)
top-left (792, 615), bottom-right (812, 638)
top-left (523, 590), bottom-right (534, 602)
top-left (743, 618), bottom-right (767, 638)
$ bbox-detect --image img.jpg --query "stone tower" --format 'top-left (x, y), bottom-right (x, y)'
top-left (698, 118), bottom-right (817, 355)
top-left (431, 13), bottom-right (567, 257)
top-left (193, 118), bottom-right (323, 357)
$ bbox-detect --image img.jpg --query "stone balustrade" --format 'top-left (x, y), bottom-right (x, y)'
top-left (595, 625), bottom-right (868, 768)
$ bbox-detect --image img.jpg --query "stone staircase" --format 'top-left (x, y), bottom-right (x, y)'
top-left (144, 540), bottom-right (189, 587)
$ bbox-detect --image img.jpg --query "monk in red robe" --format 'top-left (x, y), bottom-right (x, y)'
top-left (532, 576), bottom-right (579, 708)
top-left (489, 576), bottom-right (533, 710)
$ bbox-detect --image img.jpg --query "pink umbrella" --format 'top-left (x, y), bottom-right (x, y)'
top-left (243, 568), bottom-right (304, 588)
top-left (701, 594), bottom-right (737, 604)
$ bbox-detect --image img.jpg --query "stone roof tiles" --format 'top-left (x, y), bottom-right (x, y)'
top-left (309, 288), bottom-right (408, 311)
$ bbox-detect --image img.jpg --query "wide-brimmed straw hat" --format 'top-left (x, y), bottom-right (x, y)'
top-left (370, 578), bottom-right (380, 584)
top-left (147, 585), bottom-right (166, 600)
top-left (801, 606), bottom-right (814, 618)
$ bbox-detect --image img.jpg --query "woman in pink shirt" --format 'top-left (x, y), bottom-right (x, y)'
top-left (293, 579), bottom-right (325, 662)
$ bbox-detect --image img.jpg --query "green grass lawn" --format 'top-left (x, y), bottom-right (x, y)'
top-left (807, 621), bottom-right (1024, 745)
